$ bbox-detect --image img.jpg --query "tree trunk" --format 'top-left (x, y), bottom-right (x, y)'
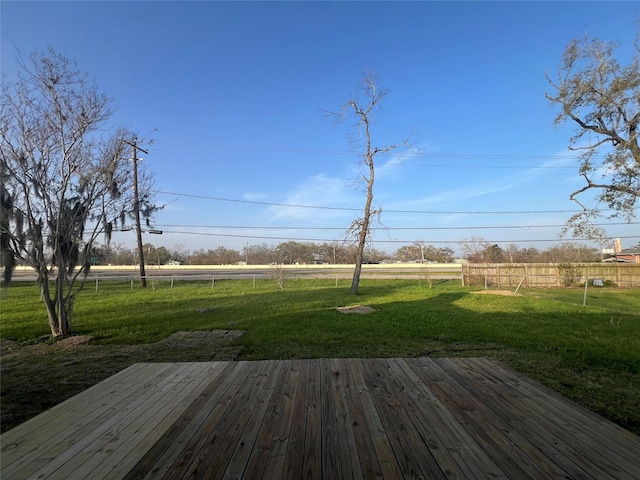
top-left (350, 251), bottom-right (364, 295)
top-left (340, 72), bottom-right (407, 294)
top-left (350, 162), bottom-right (374, 295)
top-left (350, 209), bottom-right (372, 295)
top-left (41, 282), bottom-right (62, 338)
top-left (40, 266), bottom-right (73, 339)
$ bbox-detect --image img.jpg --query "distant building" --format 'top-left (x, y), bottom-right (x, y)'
top-left (614, 244), bottom-right (640, 263)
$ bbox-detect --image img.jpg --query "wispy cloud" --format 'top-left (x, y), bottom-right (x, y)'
top-left (265, 174), bottom-right (359, 222)
top-left (394, 148), bottom-right (581, 210)
top-left (393, 180), bottom-right (515, 210)
top-left (375, 147), bottom-right (424, 180)
top-left (243, 192), bottom-right (268, 201)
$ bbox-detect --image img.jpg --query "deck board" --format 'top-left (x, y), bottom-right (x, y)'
top-left (2, 358), bottom-right (639, 479)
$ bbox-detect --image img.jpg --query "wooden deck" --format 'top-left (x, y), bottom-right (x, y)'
top-left (1, 358), bottom-right (639, 479)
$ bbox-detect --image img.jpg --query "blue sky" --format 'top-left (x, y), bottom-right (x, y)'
top-left (2, 1), bottom-right (639, 255)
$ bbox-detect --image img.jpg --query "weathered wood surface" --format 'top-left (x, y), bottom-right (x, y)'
top-left (2, 358), bottom-right (639, 479)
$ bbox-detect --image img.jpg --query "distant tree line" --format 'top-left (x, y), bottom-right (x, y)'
top-left (88, 238), bottom-right (603, 266)
top-left (92, 241), bottom-right (388, 266)
top-left (458, 237), bottom-right (601, 264)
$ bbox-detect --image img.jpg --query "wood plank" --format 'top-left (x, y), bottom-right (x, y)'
top-left (28, 363), bottom-right (205, 480)
top-left (301, 356), bottom-right (322, 479)
top-left (127, 361), bottom-right (249, 480)
top-left (87, 363), bottom-right (227, 480)
top-left (446, 357), bottom-right (598, 480)
top-left (2, 358), bottom-right (639, 480)
top-left (391, 358), bottom-right (508, 479)
top-left (459, 358), bottom-right (640, 479)
top-left (1, 363), bottom-right (154, 444)
top-left (358, 358), bottom-right (446, 479)
top-left (0, 363), bottom-right (165, 464)
top-left (477, 358), bottom-right (640, 456)
top-left (320, 357), bottom-right (355, 479)
top-left (47, 363), bottom-right (207, 480)
top-left (281, 358), bottom-right (310, 480)
top-left (221, 359), bottom-right (285, 480)
top-left (319, 358), bottom-right (342, 479)
top-left (328, 357), bottom-right (363, 479)
top-left (350, 358), bottom-right (403, 479)
top-left (241, 360), bottom-right (292, 479)
top-left (410, 357), bottom-right (571, 479)
top-left (453, 357), bottom-right (635, 480)
top-left (263, 359), bottom-right (302, 479)
top-left (200, 360), bottom-right (277, 480)
top-left (1, 363), bottom-right (183, 479)
top-left (161, 361), bottom-right (267, 480)
top-left (342, 358), bottom-right (389, 480)
top-left (464, 358), bottom-right (640, 471)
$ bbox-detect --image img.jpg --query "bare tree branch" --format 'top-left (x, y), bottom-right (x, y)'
top-left (329, 71), bottom-right (410, 294)
top-left (547, 32), bottom-right (640, 239)
top-left (1, 48), bottom-right (158, 338)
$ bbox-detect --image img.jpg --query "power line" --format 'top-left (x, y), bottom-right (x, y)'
top-left (120, 228), bottom-right (639, 245)
top-left (152, 141), bottom-right (603, 161)
top-left (155, 190), bottom-right (619, 215)
top-left (151, 150), bottom-right (577, 169)
top-left (153, 222), bottom-right (639, 231)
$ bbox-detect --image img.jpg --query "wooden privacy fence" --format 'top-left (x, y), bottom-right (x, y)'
top-left (462, 263), bottom-right (640, 288)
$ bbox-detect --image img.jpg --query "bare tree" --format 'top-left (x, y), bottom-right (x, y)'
top-left (266, 263), bottom-right (288, 290)
top-left (458, 237), bottom-right (490, 263)
top-left (275, 241), bottom-right (314, 264)
top-left (540, 242), bottom-right (600, 263)
top-left (331, 71), bottom-right (409, 294)
top-left (170, 243), bottom-right (190, 264)
top-left (0, 48), bottom-right (157, 338)
top-left (546, 33), bottom-right (640, 239)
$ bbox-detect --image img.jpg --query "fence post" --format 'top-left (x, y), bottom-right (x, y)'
top-left (211, 275), bottom-right (215, 288)
top-left (461, 265), bottom-right (465, 287)
top-left (96, 277), bottom-right (99, 292)
top-left (171, 276), bottom-right (174, 289)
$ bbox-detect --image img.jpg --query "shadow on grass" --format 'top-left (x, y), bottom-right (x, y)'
top-left (1, 279), bottom-right (639, 435)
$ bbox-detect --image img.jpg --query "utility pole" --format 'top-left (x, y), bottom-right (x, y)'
top-left (128, 137), bottom-right (148, 288)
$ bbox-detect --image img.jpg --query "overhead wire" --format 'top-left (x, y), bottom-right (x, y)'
top-left (152, 141), bottom-right (603, 161)
top-left (116, 228), bottom-right (639, 245)
top-left (147, 144), bottom-right (635, 247)
top-left (151, 150), bottom-right (577, 169)
top-left (155, 190), bottom-right (621, 215)
top-left (152, 222), bottom-right (639, 231)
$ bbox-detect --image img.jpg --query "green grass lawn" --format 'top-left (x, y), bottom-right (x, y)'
top-left (1, 278), bottom-right (639, 434)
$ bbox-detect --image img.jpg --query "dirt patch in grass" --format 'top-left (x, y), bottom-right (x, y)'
top-left (0, 330), bottom-right (244, 433)
top-left (336, 305), bottom-right (377, 314)
top-left (471, 290), bottom-right (523, 297)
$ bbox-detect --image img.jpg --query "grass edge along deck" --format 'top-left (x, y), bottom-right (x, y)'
top-left (1, 358), bottom-right (639, 479)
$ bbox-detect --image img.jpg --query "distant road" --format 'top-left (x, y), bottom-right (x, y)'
top-left (7, 264), bottom-right (462, 282)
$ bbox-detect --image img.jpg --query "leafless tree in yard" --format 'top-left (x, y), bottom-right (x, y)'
top-left (546, 32), bottom-right (640, 240)
top-left (266, 263), bottom-right (288, 290)
top-left (330, 71), bottom-right (410, 294)
top-left (0, 48), bottom-right (158, 338)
